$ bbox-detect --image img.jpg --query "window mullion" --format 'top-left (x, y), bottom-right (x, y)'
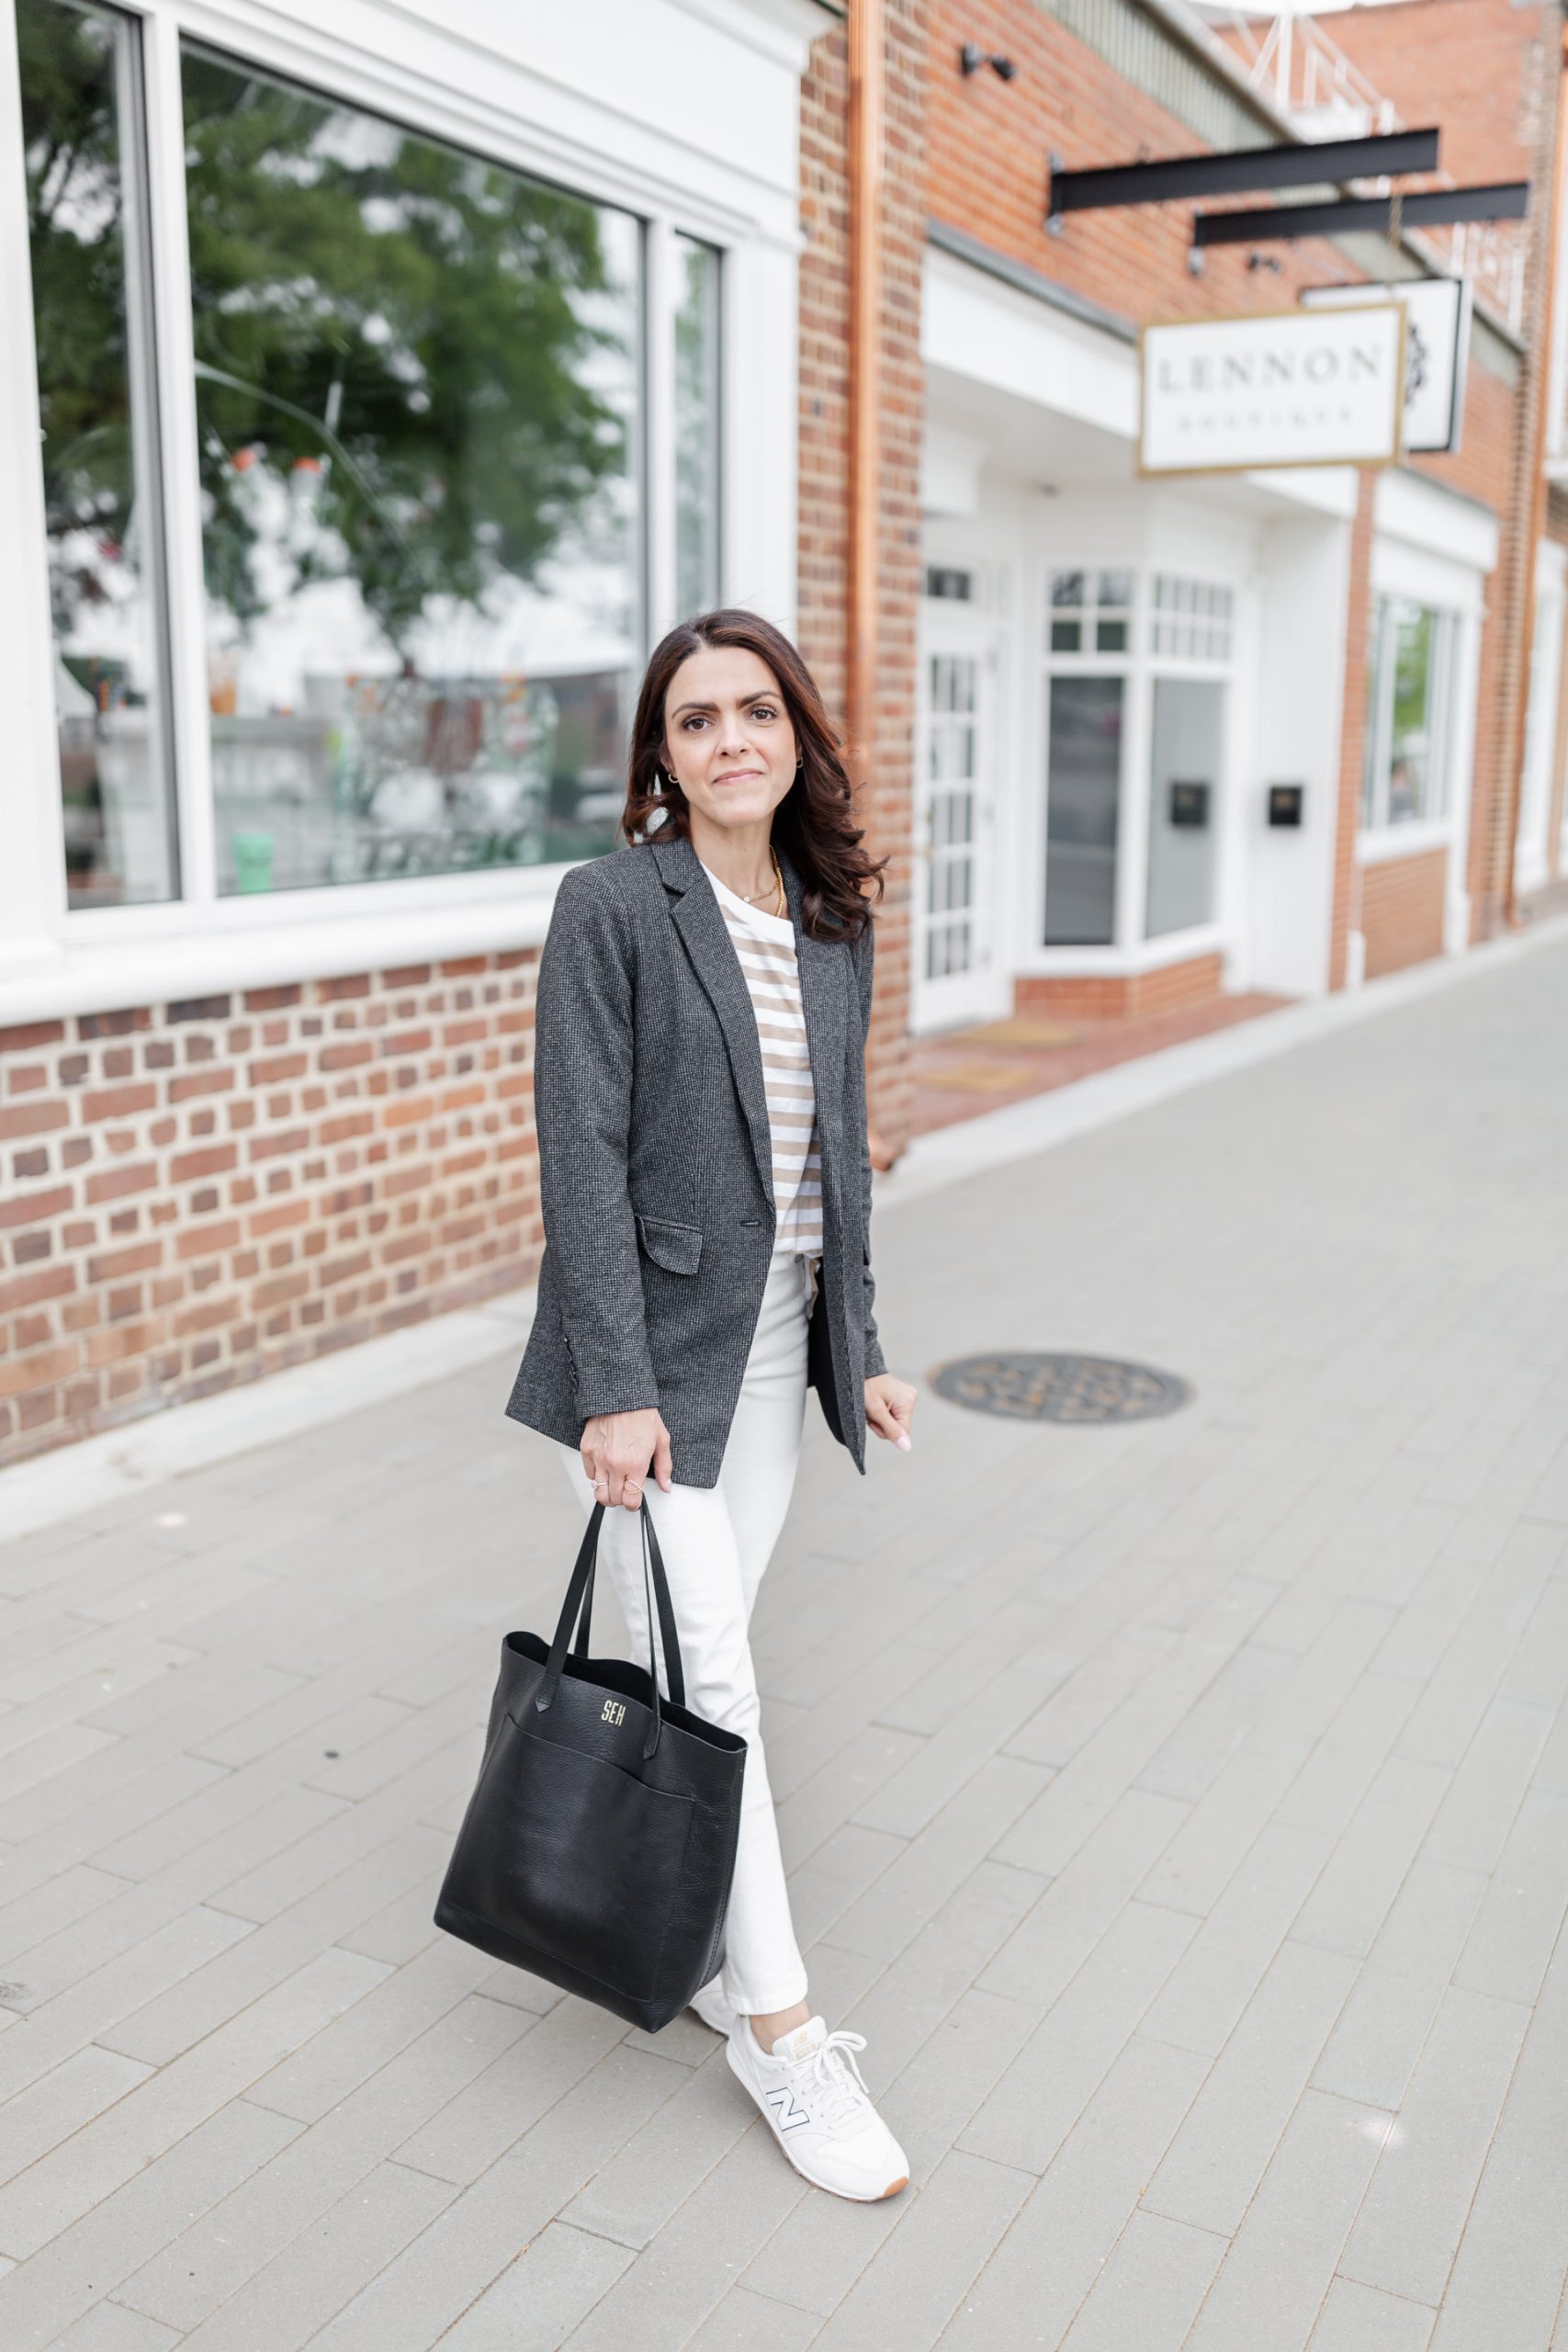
top-left (1437, 611), bottom-right (1456, 819)
top-left (1366, 601), bottom-right (1387, 830)
top-left (0, 3), bottom-right (67, 960)
top-left (1119, 649), bottom-right (1150, 951)
top-left (1381, 605), bottom-right (1400, 828)
top-left (645, 214), bottom-right (675, 651)
top-left (141, 8), bottom-right (215, 911)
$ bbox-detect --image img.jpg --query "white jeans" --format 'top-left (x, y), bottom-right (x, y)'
top-left (556, 1250), bottom-right (814, 2016)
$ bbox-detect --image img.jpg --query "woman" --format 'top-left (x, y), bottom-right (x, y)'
top-left (504, 608), bottom-right (919, 2202)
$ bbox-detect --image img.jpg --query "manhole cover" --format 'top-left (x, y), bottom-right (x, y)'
top-left (929, 1352), bottom-right (1193, 1424)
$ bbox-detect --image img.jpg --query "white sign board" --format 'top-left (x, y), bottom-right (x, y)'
top-left (1300, 277), bottom-right (1471, 455)
top-left (1139, 305), bottom-right (1406, 476)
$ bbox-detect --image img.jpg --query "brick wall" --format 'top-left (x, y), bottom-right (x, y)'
top-left (928, 0), bottom-right (1551, 982)
top-left (0, 956), bottom-right (539, 1466)
top-left (799, 1), bottom-right (926, 1160)
top-left (1014, 954), bottom-right (1224, 1021)
top-left (1325, 0), bottom-right (1541, 189)
top-left (927, 0), bottom-right (1382, 335)
top-left (1428, 366), bottom-right (1517, 949)
top-left (1359, 849), bottom-right (1450, 977)
top-left (1327, 0), bottom-right (1556, 942)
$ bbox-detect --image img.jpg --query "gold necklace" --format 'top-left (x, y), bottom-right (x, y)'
top-left (737, 847), bottom-right (784, 918)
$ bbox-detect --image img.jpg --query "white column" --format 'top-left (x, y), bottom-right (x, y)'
top-left (721, 231), bottom-right (800, 632)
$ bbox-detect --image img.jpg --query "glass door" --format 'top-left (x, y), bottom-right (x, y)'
top-left (914, 608), bottom-right (998, 1031)
top-left (1044, 675), bottom-right (1122, 944)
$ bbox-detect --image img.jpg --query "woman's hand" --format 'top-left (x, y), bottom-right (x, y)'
top-left (581, 1408), bottom-right (673, 1511)
top-left (863, 1374), bottom-right (917, 1453)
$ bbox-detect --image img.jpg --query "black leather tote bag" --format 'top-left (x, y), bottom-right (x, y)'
top-left (434, 1498), bottom-right (747, 2033)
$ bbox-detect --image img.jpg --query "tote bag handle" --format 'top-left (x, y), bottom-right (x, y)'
top-left (536, 1499), bottom-right (683, 1759)
top-left (568, 1507), bottom-right (682, 1693)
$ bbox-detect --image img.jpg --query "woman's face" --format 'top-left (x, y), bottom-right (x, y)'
top-left (661, 645), bottom-right (798, 833)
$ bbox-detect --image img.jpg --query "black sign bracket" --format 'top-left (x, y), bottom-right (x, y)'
top-left (1045, 127), bottom-right (1441, 230)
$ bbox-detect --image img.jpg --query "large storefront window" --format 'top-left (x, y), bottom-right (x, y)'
top-left (1362, 594), bottom-right (1455, 830)
top-left (17, 7), bottom-right (728, 912)
top-left (21, 0), bottom-right (175, 910)
top-left (181, 47), bottom-right (641, 892)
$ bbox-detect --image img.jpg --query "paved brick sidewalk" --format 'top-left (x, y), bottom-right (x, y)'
top-left (2, 933), bottom-right (1567, 2350)
top-left (907, 991), bottom-right (1289, 1137)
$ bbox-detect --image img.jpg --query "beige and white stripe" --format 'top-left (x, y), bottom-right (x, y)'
top-left (705, 870), bottom-right (824, 1259)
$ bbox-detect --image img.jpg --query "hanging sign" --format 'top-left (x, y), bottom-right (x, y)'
top-left (1138, 303), bottom-right (1406, 475)
top-left (1300, 277), bottom-right (1471, 455)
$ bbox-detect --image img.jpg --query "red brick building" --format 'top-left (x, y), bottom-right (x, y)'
top-left (2, 0), bottom-right (1564, 1466)
top-left (908, 0), bottom-right (1562, 1025)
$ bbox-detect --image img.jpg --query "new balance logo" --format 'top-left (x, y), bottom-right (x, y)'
top-left (764, 2085), bottom-right (811, 2132)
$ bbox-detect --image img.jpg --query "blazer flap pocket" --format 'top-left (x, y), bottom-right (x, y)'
top-left (635, 1213), bottom-right (704, 1276)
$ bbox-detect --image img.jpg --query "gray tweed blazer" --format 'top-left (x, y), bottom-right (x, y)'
top-left (503, 829), bottom-right (886, 1487)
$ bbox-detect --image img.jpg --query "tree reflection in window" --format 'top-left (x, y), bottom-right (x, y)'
top-left (180, 46), bottom-right (642, 889)
top-left (21, 0), bottom-right (175, 909)
top-left (1363, 594), bottom-right (1452, 830)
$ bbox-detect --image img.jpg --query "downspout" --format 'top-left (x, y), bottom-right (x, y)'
top-left (1502, 17), bottom-right (1568, 927)
top-left (846, 0), bottom-right (884, 787)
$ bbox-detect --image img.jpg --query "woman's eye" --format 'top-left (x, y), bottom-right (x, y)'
top-left (750, 705), bottom-right (777, 722)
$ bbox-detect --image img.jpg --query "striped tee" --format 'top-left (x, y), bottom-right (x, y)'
top-left (700, 859), bottom-right (824, 1261)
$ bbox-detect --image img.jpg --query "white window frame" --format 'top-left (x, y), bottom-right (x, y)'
top-left (1359, 591), bottom-right (1460, 844)
top-left (0, 0), bottom-right (807, 1021)
top-left (1517, 538), bottom-right (1566, 894)
top-left (1038, 558), bottom-right (1238, 963)
top-left (1361, 481), bottom-right (1492, 952)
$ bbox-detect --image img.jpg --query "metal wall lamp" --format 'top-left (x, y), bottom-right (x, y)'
top-left (960, 42), bottom-right (1016, 80)
top-left (1191, 178), bottom-right (1529, 247)
top-left (1046, 125), bottom-right (1439, 229)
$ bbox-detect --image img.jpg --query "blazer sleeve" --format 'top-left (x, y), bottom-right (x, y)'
top-left (853, 917), bottom-right (888, 1381)
top-left (533, 867), bottom-right (660, 1419)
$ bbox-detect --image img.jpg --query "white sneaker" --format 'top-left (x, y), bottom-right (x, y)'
top-left (687, 1975), bottom-right (736, 2034)
top-left (726, 2013), bottom-right (909, 2201)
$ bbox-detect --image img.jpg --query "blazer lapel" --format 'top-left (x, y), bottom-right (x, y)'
top-left (650, 831), bottom-right (775, 1209)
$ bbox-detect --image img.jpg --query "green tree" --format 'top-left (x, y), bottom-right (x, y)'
top-left (22, 0), bottom-right (632, 662)
top-left (21, 0), bottom-right (141, 651)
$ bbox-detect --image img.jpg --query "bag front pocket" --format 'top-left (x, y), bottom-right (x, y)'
top-left (448, 1712), bottom-right (696, 2002)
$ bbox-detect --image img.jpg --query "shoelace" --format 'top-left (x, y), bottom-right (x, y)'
top-left (788, 2030), bottom-right (872, 2133)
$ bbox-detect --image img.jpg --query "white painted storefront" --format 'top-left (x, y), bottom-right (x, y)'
top-left (913, 237), bottom-right (1500, 1031)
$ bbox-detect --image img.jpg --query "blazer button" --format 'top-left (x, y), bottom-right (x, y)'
top-left (740, 1216), bottom-right (761, 1227)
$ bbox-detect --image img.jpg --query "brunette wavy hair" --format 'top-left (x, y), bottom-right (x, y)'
top-left (621, 609), bottom-right (886, 942)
